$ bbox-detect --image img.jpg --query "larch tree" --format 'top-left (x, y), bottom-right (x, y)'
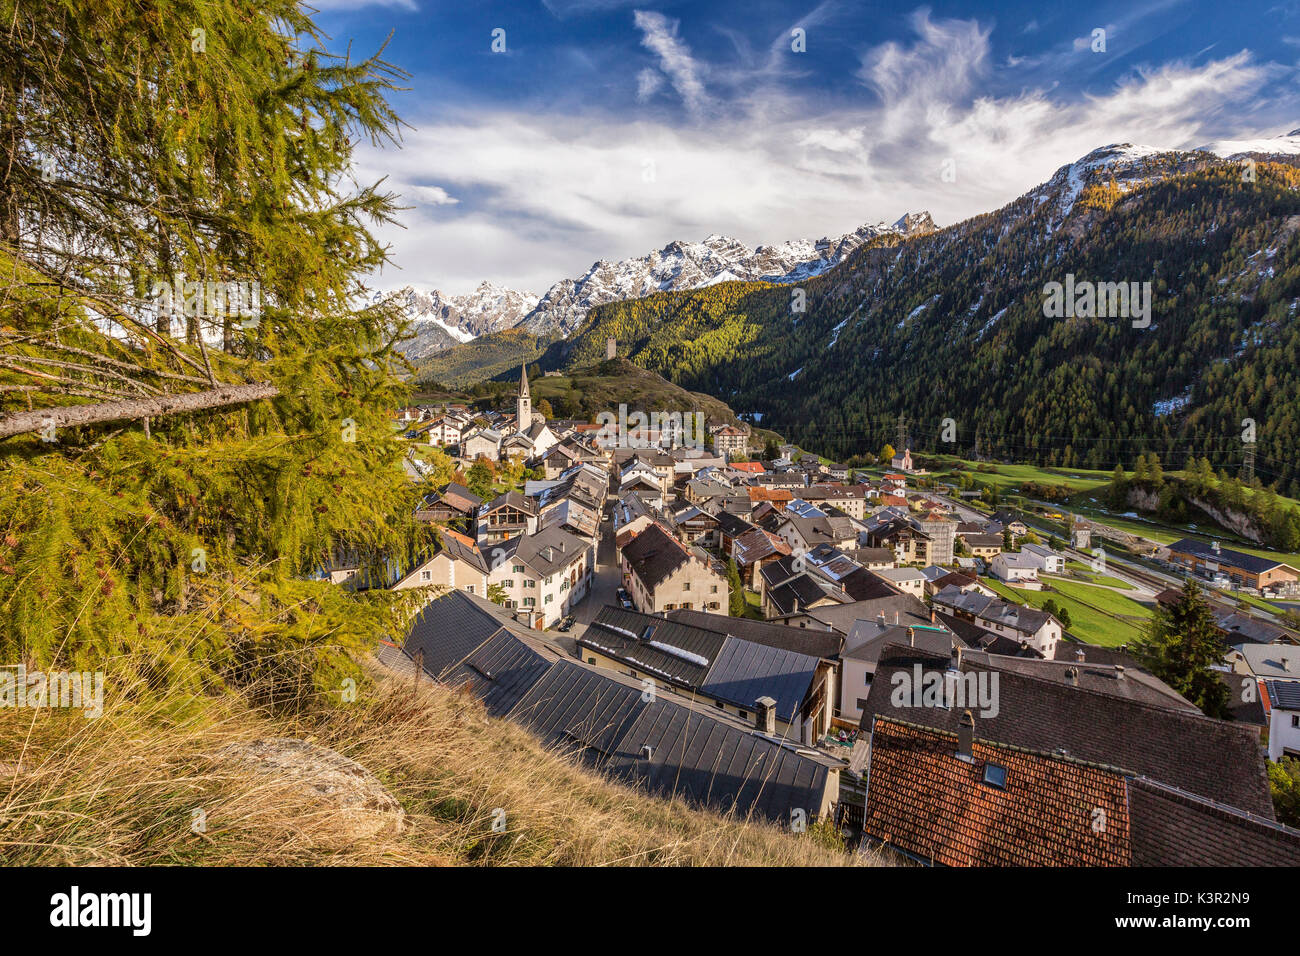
top-left (0, 0), bottom-right (433, 707)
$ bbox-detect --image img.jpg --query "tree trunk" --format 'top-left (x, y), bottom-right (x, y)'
top-left (0, 382), bottom-right (279, 439)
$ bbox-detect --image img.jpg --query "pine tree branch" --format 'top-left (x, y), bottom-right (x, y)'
top-left (0, 382), bottom-right (280, 439)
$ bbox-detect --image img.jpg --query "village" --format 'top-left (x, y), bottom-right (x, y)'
top-left (361, 366), bottom-right (1300, 867)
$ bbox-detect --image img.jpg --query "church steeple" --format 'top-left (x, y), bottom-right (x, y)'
top-left (516, 364), bottom-right (532, 432)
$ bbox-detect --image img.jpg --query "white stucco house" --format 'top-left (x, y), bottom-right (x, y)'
top-left (1266, 680), bottom-right (1300, 762)
top-left (991, 552), bottom-right (1043, 590)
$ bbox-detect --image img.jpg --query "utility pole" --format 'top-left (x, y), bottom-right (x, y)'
top-left (1242, 443), bottom-right (1256, 483)
top-left (896, 412), bottom-right (907, 454)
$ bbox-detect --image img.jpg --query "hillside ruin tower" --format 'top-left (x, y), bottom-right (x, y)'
top-left (606, 336), bottom-right (617, 360)
top-left (517, 363), bottom-right (532, 431)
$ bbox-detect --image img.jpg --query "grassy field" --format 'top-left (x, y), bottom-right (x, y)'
top-left (1061, 561), bottom-right (1131, 588)
top-left (981, 577), bottom-right (1149, 648)
top-left (927, 457), bottom-right (1116, 494)
top-left (924, 456), bottom-right (1300, 572)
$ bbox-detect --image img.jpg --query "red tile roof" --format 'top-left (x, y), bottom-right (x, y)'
top-left (862, 717), bottom-right (1131, 866)
top-left (730, 461), bottom-right (765, 473)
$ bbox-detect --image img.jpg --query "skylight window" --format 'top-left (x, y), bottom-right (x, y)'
top-left (982, 763), bottom-right (1007, 789)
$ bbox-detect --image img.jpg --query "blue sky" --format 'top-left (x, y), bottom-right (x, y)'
top-left (310, 1), bottom-right (1300, 295)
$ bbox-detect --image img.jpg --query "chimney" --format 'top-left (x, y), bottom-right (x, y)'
top-left (1283, 658), bottom-right (1291, 672)
top-left (930, 605), bottom-right (937, 624)
top-left (1114, 665), bottom-right (1126, 681)
top-left (895, 611), bottom-right (900, 625)
top-left (754, 696), bottom-right (777, 735)
top-left (957, 710), bottom-right (974, 761)
top-left (1075, 648), bottom-right (1085, 663)
top-left (908, 626), bottom-right (916, 647)
top-left (1065, 666), bottom-right (1079, 687)
top-left (951, 645), bottom-right (963, 671)
top-left (1212, 540), bottom-right (1221, 554)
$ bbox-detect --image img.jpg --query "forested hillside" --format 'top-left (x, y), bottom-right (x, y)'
top-left (563, 153), bottom-right (1300, 496)
top-left (415, 327), bottom-right (556, 387)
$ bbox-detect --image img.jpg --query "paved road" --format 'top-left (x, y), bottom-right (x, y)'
top-left (576, 510), bottom-right (621, 625)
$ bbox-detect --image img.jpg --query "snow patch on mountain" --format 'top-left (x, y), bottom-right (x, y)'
top-left (397, 212), bottom-right (939, 361)
top-left (1196, 129), bottom-right (1300, 159)
top-left (386, 283), bottom-right (539, 361)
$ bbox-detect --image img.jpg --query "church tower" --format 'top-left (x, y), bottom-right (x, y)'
top-left (516, 364), bottom-right (532, 432)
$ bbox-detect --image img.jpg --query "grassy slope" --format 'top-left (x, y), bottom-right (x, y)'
top-left (981, 576), bottom-right (1149, 648)
top-left (0, 659), bottom-right (874, 866)
top-left (528, 359), bottom-right (784, 446)
top-left (930, 456), bottom-right (1300, 571)
top-left (415, 329), bottom-right (553, 388)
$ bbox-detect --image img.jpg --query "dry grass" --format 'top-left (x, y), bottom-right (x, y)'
top-left (0, 659), bottom-right (885, 866)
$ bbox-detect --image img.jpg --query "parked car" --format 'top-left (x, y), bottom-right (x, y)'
top-left (616, 587), bottom-right (634, 609)
top-left (557, 616), bottom-right (575, 632)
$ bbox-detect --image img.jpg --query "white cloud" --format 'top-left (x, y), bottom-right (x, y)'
top-left (636, 68), bottom-right (664, 102)
top-left (633, 10), bottom-right (710, 118)
top-left (408, 185), bottom-right (460, 206)
top-left (358, 13), bottom-right (1291, 297)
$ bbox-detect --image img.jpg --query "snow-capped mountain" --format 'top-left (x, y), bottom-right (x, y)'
top-left (1196, 128), bottom-right (1300, 159)
top-left (388, 283), bottom-right (539, 361)
top-left (398, 212), bottom-right (936, 356)
top-left (520, 212), bottom-right (935, 336)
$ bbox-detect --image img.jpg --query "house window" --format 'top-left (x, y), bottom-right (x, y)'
top-left (683, 582), bottom-right (691, 591)
top-left (464, 585), bottom-right (474, 594)
top-left (738, 710), bottom-right (748, 720)
top-left (587, 657), bottom-right (596, 665)
top-left (523, 597), bottom-right (536, 607)
top-left (1293, 715), bottom-right (1300, 729)
top-left (525, 579), bottom-right (536, 588)
top-left (544, 594), bottom-right (553, 604)
top-left (512, 564), bottom-right (525, 573)
top-left (420, 570), bottom-right (432, 581)
top-left (711, 585), bottom-right (718, 593)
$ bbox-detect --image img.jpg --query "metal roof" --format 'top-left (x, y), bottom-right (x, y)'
top-left (699, 636), bottom-right (820, 721)
top-left (504, 659), bottom-right (833, 823)
top-left (404, 590), bottom-right (509, 679)
top-left (578, 605), bottom-right (727, 685)
top-left (443, 630), bottom-right (557, 718)
top-left (1267, 679), bottom-right (1300, 710)
top-left (604, 701), bottom-right (831, 823)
